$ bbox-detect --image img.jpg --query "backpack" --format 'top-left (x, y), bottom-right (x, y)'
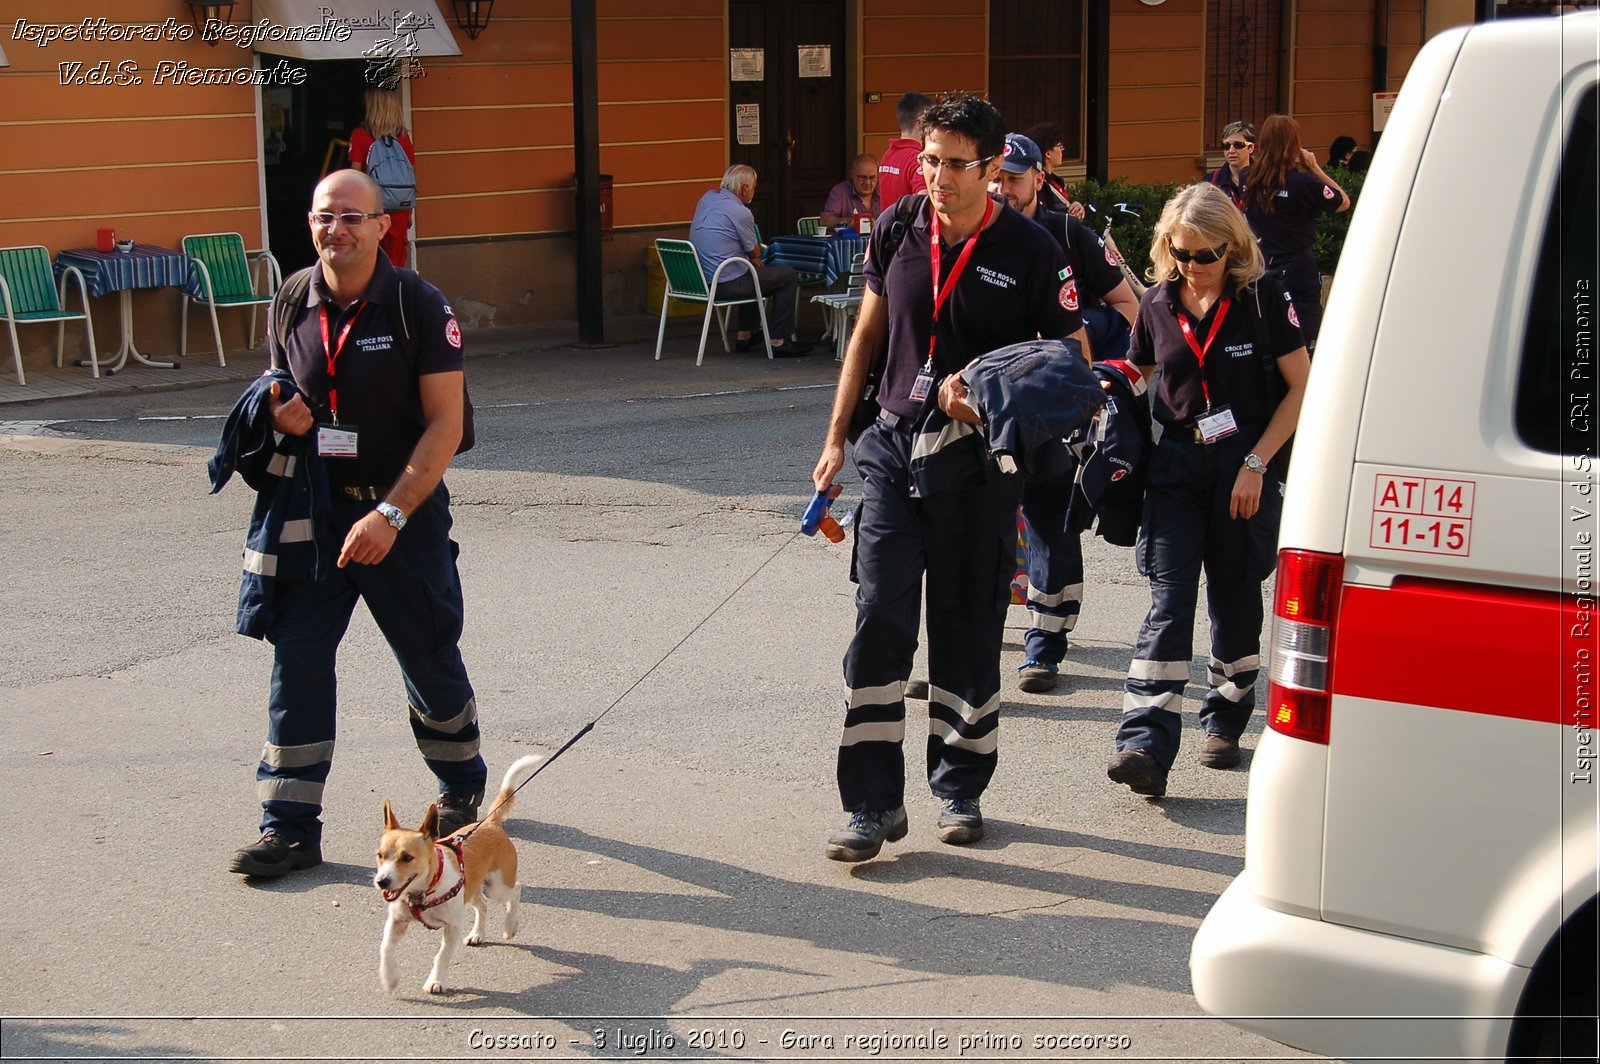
top-left (846, 192), bottom-right (928, 442)
top-left (365, 135), bottom-right (415, 212)
top-left (270, 265), bottom-right (475, 453)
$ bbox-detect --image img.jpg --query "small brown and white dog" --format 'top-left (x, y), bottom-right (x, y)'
top-left (374, 754), bottom-right (542, 994)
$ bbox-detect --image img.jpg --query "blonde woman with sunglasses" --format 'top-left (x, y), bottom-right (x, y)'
top-left (1106, 181), bottom-right (1310, 800)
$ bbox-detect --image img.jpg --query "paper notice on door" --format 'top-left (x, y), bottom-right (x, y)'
top-left (736, 103), bottom-right (761, 146)
top-left (798, 44), bottom-right (831, 78)
top-left (731, 48), bottom-right (764, 82)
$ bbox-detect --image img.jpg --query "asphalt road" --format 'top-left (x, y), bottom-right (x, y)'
top-left (0, 342), bottom-right (1322, 1063)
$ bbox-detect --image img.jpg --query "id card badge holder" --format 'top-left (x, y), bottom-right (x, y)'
top-left (1196, 405), bottom-right (1239, 444)
top-left (316, 423), bottom-right (360, 458)
top-left (908, 359), bottom-right (937, 403)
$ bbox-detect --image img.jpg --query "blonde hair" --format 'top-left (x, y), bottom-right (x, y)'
top-left (1147, 181), bottom-right (1265, 289)
top-left (720, 164), bottom-right (757, 195)
top-left (362, 88), bottom-right (406, 139)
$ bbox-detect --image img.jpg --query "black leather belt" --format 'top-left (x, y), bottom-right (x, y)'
top-left (339, 485), bottom-right (388, 501)
top-left (1165, 422), bottom-right (1206, 443)
top-left (877, 409), bottom-right (910, 430)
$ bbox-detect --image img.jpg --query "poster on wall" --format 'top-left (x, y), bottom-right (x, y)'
top-left (731, 48), bottom-right (764, 82)
top-left (798, 45), bottom-right (831, 78)
top-left (736, 104), bottom-right (761, 145)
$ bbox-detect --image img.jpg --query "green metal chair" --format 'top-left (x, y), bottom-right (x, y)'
top-left (0, 245), bottom-right (98, 385)
top-left (180, 233), bottom-right (282, 367)
top-left (653, 238), bottom-right (772, 365)
top-left (797, 215), bottom-right (821, 236)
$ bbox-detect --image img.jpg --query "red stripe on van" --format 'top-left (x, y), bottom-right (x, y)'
top-left (1331, 580), bottom-right (1594, 724)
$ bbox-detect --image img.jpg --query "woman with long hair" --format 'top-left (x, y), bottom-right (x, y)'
top-left (1241, 114), bottom-right (1349, 352)
top-left (348, 88), bottom-right (415, 267)
top-left (1107, 182), bottom-right (1310, 799)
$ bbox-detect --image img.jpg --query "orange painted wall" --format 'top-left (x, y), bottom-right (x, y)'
top-left (0, 0), bottom-right (264, 254)
top-left (859, 0), bottom-right (988, 159)
top-left (1106, 0), bottom-right (1206, 184)
top-left (1290, 0), bottom-right (1428, 159)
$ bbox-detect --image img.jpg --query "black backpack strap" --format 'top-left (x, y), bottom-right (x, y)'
top-left (269, 266), bottom-right (318, 371)
top-left (392, 266), bottom-right (422, 372)
top-left (875, 191), bottom-right (928, 264)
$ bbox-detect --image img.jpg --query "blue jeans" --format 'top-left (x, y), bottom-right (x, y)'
top-left (256, 484), bottom-right (486, 845)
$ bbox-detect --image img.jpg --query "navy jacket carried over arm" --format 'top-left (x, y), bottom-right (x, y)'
top-left (208, 370), bottom-right (334, 638)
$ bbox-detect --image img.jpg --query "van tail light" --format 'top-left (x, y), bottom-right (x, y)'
top-left (1266, 549), bottom-right (1345, 744)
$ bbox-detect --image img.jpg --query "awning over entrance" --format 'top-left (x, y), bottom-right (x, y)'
top-left (250, 1), bottom-right (462, 59)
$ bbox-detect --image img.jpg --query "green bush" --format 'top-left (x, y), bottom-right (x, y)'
top-left (1068, 177), bottom-right (1182, 285)
top-left (1069, 169), bottom-right (1365, 283)
top-left (1313, 164), bottom-right (1367, 275)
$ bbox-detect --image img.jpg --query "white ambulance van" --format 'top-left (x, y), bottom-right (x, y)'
top-left (1190, 11), bottom-right (1598, 1064)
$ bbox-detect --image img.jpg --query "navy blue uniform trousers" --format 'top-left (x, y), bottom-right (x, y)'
top-left (1266, 250), bottom-right (1324, 353)
top-left (1117, 431), bottom-right (1281, 771)
top-left (838, 419), bottom-right (1020, 812)
top-left (1020, 462), bottom-right (1084, 667)
top-left (257, 484), bottom-right (486, 845)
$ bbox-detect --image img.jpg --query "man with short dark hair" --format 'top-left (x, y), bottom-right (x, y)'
top-left (229, 169), bottom-right (486, 879)
top-left (688, 164), bottom-right (810, 355)
top-left (990, 132), bottom-right (1139, 694)
top-left (821, 153), bottom-right (881, 228)
top-left (877, 92), bottom-right (932, 205)
top-left (812, 95), bottom-right (1087, 861)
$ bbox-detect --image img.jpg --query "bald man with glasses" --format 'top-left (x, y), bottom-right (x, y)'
top-left (228, 168), bottom-right (487, 879)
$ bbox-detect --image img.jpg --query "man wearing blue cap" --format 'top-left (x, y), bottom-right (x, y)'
top-left (991, 132), bottom-right (1139, 693)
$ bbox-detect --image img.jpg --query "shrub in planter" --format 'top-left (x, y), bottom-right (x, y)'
top-left (1067, 177), bottom-right (1181, 286)
top-left (1313, 164), bottom-right (1366, 276)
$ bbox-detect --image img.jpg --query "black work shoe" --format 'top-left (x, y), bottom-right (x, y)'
top-left (436, 793), bottom-right (481, 837)
top-left (825, 807), bottom-right (909, 862)
top-left (1016, 659), bottom-right (1060, 693)
top-left (229, 833), bottom-right (322, 878)
top-left (936, 797), bottom-right (984, 845)
top-left (904, 678), bottom-right (930, 700)
top-left (1199, 734), bottom-right (1242, 769)
top-left (734, 336), bottom-right (758, 353)
top-left (1107, 748), bottom-right (1169, 798)
top-left (771, 338), bottom-right (813, 357)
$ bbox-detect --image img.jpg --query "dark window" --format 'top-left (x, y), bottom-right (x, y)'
top-left (1516, 85), bottom-right (1599, 456)
top-left (987, 1), bottom-right (1085, 162)
top-left (1205, 0), bottom-right (1281, 149)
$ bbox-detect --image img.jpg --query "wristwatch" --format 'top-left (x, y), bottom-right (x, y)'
top-left (1243, 452), bottom-right (1268, 476)
top-left (375, 502), bottom-right (407, 531)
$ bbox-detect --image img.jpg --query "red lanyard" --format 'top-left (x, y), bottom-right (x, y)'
top-left (926, 195), bottom-right (994, 363)
top-left (318, 301), bottom-right (365, 421)
top-left (1177, 295), bottom-right (1231, 408)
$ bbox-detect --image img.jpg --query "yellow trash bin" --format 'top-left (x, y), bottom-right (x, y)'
top-left (645, 245), bottom-right (700, 318)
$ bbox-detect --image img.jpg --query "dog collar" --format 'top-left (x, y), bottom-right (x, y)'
top-left (407, 837), bottom-right (466, 929)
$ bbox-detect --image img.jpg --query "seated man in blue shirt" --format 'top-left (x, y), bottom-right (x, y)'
top-left (821, 154), bottom-right (881, 228)
top-left (688, 165), bottom-right (810, 355)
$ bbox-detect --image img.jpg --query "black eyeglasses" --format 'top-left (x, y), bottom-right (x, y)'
top-left (308, 210), bottom-right (384, 229)
top-left (1169, 241), bottom-right (1228, 265)
top-left (1222, 140), bottom-right (1251, 150)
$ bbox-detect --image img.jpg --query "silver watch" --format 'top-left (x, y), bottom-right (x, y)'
top-left (1243, 452), bottom-right (1268, 476)
top-left (375, 502), bottom-right (407, 531)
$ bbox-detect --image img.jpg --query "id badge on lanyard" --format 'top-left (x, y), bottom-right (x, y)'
top-left (1178, 296), bottom-right (1238, 443)
top-left (914, 197), bottom-right (993, 405)
top-left (316, 301), bottom-right (364, 458)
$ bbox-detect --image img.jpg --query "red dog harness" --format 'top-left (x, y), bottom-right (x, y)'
top-left (406, 836), bottom-right (465, 929)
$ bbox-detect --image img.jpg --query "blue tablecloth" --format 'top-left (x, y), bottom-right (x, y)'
top-left (53, 244), bottom-right (191, 299)
top-left (764, 234), bottom-right (867, 287)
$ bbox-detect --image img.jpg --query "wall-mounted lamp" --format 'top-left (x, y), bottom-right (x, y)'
top-left (184, 0), bottom-right (238, 44)
top-left (450, 0), bottom-right (495, 40)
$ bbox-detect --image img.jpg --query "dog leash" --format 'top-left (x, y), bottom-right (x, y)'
top-left (456, 525), bottom-right (808, 839)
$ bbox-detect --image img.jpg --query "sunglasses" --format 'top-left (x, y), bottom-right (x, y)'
top-left (1169, 241), bottom-right (1228, 265)
top-left (1222, 140), bottom-right (1252, 150)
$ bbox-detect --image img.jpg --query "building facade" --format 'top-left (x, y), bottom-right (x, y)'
top-left (0, 0), bottom-right (1485, 363)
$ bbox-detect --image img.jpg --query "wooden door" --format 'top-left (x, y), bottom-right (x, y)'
top-left (729, 0), bottom-right (847, 239)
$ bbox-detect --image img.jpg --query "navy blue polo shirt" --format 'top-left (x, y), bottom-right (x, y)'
top-left (1207, 165), bottom-right (1248, 209)
top-left (1245, 170), bottom-right (1342, 259)
top-left (1129, 276), bottom-right (1303, 428)
top-left (272, 255), bottom-right (464, 488)
top-left (866, 196), bottom-right (1082, 421)
top-left (1032, 206), bottom-right (1128, 311)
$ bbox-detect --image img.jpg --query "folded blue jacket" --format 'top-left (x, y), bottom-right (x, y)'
top-left (208, 370), bottom-right (333, 638)
top-left (909, 338), bottom-right (1105, 496)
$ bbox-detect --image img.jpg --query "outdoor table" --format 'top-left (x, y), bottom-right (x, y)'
top-left (53, 243), bottom-right (191, 373)
top-left (763, 233), bottom-right (866, 288)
